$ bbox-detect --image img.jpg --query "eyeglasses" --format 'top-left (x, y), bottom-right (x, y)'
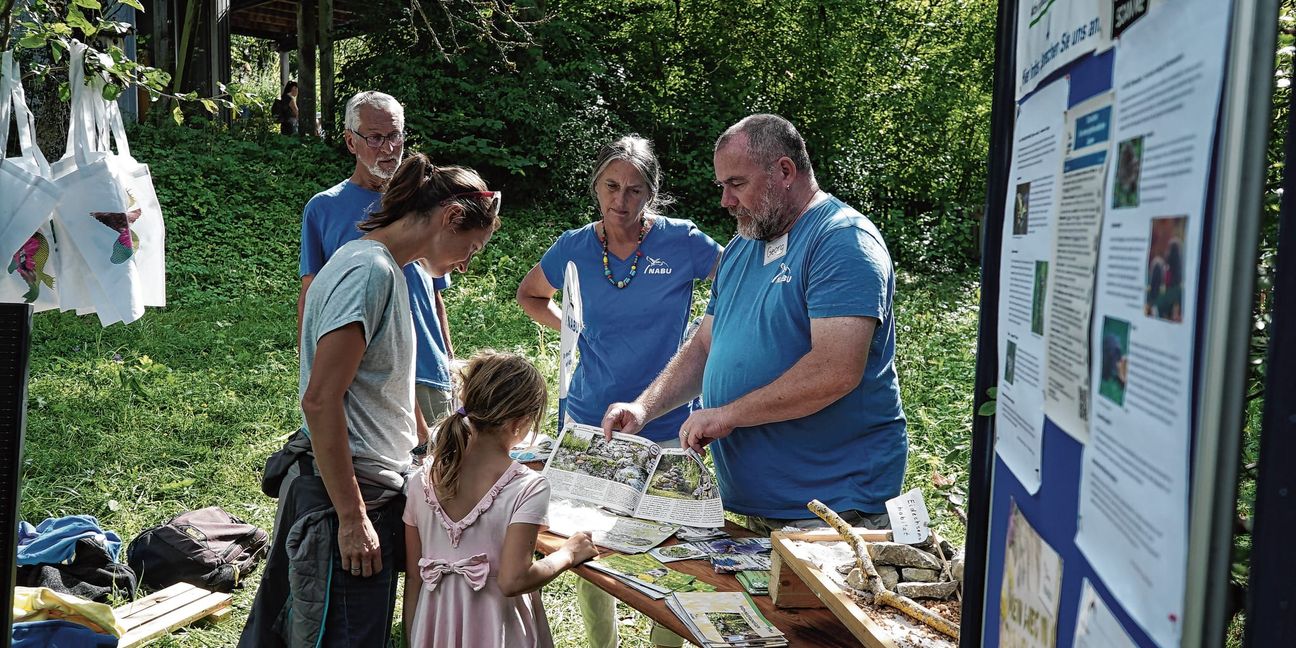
top-left (348, 128), bottom-right (405, 149)
top-left (441, 191), bottom-right (502, 219)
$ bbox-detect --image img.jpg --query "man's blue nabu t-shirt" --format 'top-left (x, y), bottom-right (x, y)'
top-left (298, 179), bottom-right (453, 390)
top-left (703, 195), bottom-right (907, 518)
top-left (540, 217), bottom-right (722, 442)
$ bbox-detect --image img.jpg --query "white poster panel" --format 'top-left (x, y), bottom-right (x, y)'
top-left (1042, 91), bottom-right (1114, 442)
top-left (996, 78), bottom-right (1069, 494)
top-left (1074, 2), bottom-right (1231, 645)
top-left (1017, 0), bottom-right (1106, 98)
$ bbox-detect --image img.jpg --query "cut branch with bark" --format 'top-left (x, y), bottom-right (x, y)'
top-left (808, 498), bottom-right (960, 639)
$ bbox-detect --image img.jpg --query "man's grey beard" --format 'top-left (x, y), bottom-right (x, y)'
top-left (367, 152), bottom-right (403, 180)
top-left (733, 187), bottom-right (792, 240)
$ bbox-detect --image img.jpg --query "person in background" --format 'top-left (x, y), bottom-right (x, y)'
top-left (403, 351), bottom-right (597, 648)
top-left (274, 81), bottom-right (298, 135)
top-left (240, 154), bottom-right (501, 647)
top-left (516, 134), bottom-right (722, 648)
top-left (603, 113), bottom-right (908, 537)
top-left (298, 91), bottom-right (459, 445)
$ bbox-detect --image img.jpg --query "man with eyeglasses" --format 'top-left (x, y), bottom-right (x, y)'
top-left (296, 91), bottom-right (458, 454)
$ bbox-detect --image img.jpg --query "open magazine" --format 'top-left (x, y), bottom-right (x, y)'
top-left (543, 423), bottom-right (724, 528)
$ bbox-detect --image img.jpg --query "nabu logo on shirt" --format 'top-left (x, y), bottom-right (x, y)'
top-left (644, 256), bottom-right (673, 275)
top-left (772, 263), bottom-right (792, 284)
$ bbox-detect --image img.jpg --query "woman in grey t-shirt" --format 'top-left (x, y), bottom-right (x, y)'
top-left (240, 153), bottom-right (501, 647)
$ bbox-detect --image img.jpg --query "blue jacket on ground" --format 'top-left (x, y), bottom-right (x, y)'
top-left (17, 515), bottom-right (122, 566)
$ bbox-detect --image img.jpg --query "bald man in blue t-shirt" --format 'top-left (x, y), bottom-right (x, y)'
top-left (603, 114), bottom-right (908, 535)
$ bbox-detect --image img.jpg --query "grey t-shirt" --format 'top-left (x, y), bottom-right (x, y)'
top-left (300, 239), bottom-right (416, 489)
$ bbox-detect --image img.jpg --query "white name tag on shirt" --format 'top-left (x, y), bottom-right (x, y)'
top-left (763, 234), bottom-right (789, 265)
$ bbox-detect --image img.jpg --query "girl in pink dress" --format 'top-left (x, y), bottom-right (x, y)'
top-left (403, 351), bottom-right (597, 648)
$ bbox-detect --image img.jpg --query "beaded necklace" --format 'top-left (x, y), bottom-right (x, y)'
top-left (599, 217), bottom-right (651, 289)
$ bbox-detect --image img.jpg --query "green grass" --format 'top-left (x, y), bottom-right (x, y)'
top-left (16, 125), bottom-right (981, 646)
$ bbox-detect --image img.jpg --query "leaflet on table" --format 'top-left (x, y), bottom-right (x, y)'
top-left (1074, 2), bottom-right (1229, 646)
top-left (666, 591), bottom-right (787, 648)
top-left (1016, 0), bottom-right (1107, 98)
top-left (1073, 579), bottom-right (1138, 648)
top-left (996, 77), bottom-right (1069, 495)
top-left (546, 497), bottom-right (677, 554)
top-left (1043, 90), bottom-right (1115, 442)
top-left (543, 422), bottom-right (724, 527)
top-left (999, 500), bottom-right (1063, 648)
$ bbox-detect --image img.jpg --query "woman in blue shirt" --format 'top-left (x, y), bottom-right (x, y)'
top-left (516, 134), bottom-right (722, 648)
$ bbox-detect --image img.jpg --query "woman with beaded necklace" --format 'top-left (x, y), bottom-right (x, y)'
top-left (516, 134), bottom-right (723, 648)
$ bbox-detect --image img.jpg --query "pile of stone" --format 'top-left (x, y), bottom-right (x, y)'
top-left (839, 535), bottom-right (964, 601)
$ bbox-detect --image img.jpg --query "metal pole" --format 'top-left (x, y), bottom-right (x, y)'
top-left (1244, 11), bottom-right (1296, 646)
top-left (1184, 0), bottom-right (1280, 645)
top-left (960, 0), bottom-right (1017, 644)
top-left (0, 304), bottom-right (36, 648)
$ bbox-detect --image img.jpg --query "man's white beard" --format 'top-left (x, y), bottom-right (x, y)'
top-left (367, 153), bottom-right (403, 180)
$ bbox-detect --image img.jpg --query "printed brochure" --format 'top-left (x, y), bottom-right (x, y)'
top-left (543, 423), bottom-right (724, 528)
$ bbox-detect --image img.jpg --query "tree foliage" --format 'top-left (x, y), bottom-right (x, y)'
top-left (339, 0), bottom-right (997, 269)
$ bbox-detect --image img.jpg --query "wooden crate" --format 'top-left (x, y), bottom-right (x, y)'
top-left (114, 583), bottom-right (232, 647)
top-left (770, 529), bottom-right (956, 648)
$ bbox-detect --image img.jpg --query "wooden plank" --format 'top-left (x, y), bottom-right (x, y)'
top-left (118, 591), bottom-right (232, 648)
top-left (770, 549), bottom-right (824, 609)
top-left (117, 584), bottom-right (210, 630)
top-left (537, 521), bottom-right (865, 648)
top-left (771, 532), bottom-right (902, 648)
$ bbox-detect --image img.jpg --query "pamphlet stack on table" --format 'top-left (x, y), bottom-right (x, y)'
top-left (665, 591), bottom-right (789, 647)
top-left (735, 570), bottom-right (770, 596)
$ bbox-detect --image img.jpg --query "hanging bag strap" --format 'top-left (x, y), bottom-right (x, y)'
top-left (0, 50), bottom-right (52, 176)
top-left (64, 40), bottom-right (101, 168)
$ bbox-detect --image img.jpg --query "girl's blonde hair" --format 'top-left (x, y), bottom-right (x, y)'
top-left (429, 351), bottom-right (548, 502)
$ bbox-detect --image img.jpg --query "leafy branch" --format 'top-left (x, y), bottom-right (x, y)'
top-left (4, 0), bottom-right (260, 124)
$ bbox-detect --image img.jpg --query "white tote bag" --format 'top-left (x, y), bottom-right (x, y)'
top-left (50, 41), bottom-right (166, 325)
top-left (0, 50), bottom-right (62, 310)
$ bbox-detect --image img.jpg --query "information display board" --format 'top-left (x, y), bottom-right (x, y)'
top-left (966, 1), bottom-right (1278, 646)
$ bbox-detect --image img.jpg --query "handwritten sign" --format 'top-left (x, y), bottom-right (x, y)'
top-left (885, 488), bottom-right (932, 544)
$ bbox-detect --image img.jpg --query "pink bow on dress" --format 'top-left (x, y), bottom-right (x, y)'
top-left (418, 553), bottom-right (490, 592)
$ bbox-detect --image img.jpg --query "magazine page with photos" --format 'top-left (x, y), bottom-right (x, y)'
top-left (632, 448), bottom-right (724, 528)
top-left (543, 423), bottom-right (725, 528)
top-left (543, 422), bottom-right (664, 515)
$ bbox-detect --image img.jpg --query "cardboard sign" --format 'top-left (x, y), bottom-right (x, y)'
top-left (885, 488), bottom-right (932, 544)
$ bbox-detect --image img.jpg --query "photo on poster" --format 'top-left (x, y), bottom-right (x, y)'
top-left (1031, 261), bottom-right (1049, 336)
top-left (1014, 182), bottom-right (1031, 235)
top-left (1113, 136), bottom-right (1144, 208)
top-left (1005, 340), bottom-right (1018, 384)
top-left (1145, 216), bottom-right (1188, 323)
top-left (1099, 316), bottom-right (1130, 407)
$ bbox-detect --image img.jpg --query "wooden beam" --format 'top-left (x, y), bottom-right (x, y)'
top-left (318, 0), bottom-right (335, 139)
top-left (297, 0), bottom-right (317, 137)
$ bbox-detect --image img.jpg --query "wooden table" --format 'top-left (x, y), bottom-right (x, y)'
top-left (535, 522), bottom-right (862, 647)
